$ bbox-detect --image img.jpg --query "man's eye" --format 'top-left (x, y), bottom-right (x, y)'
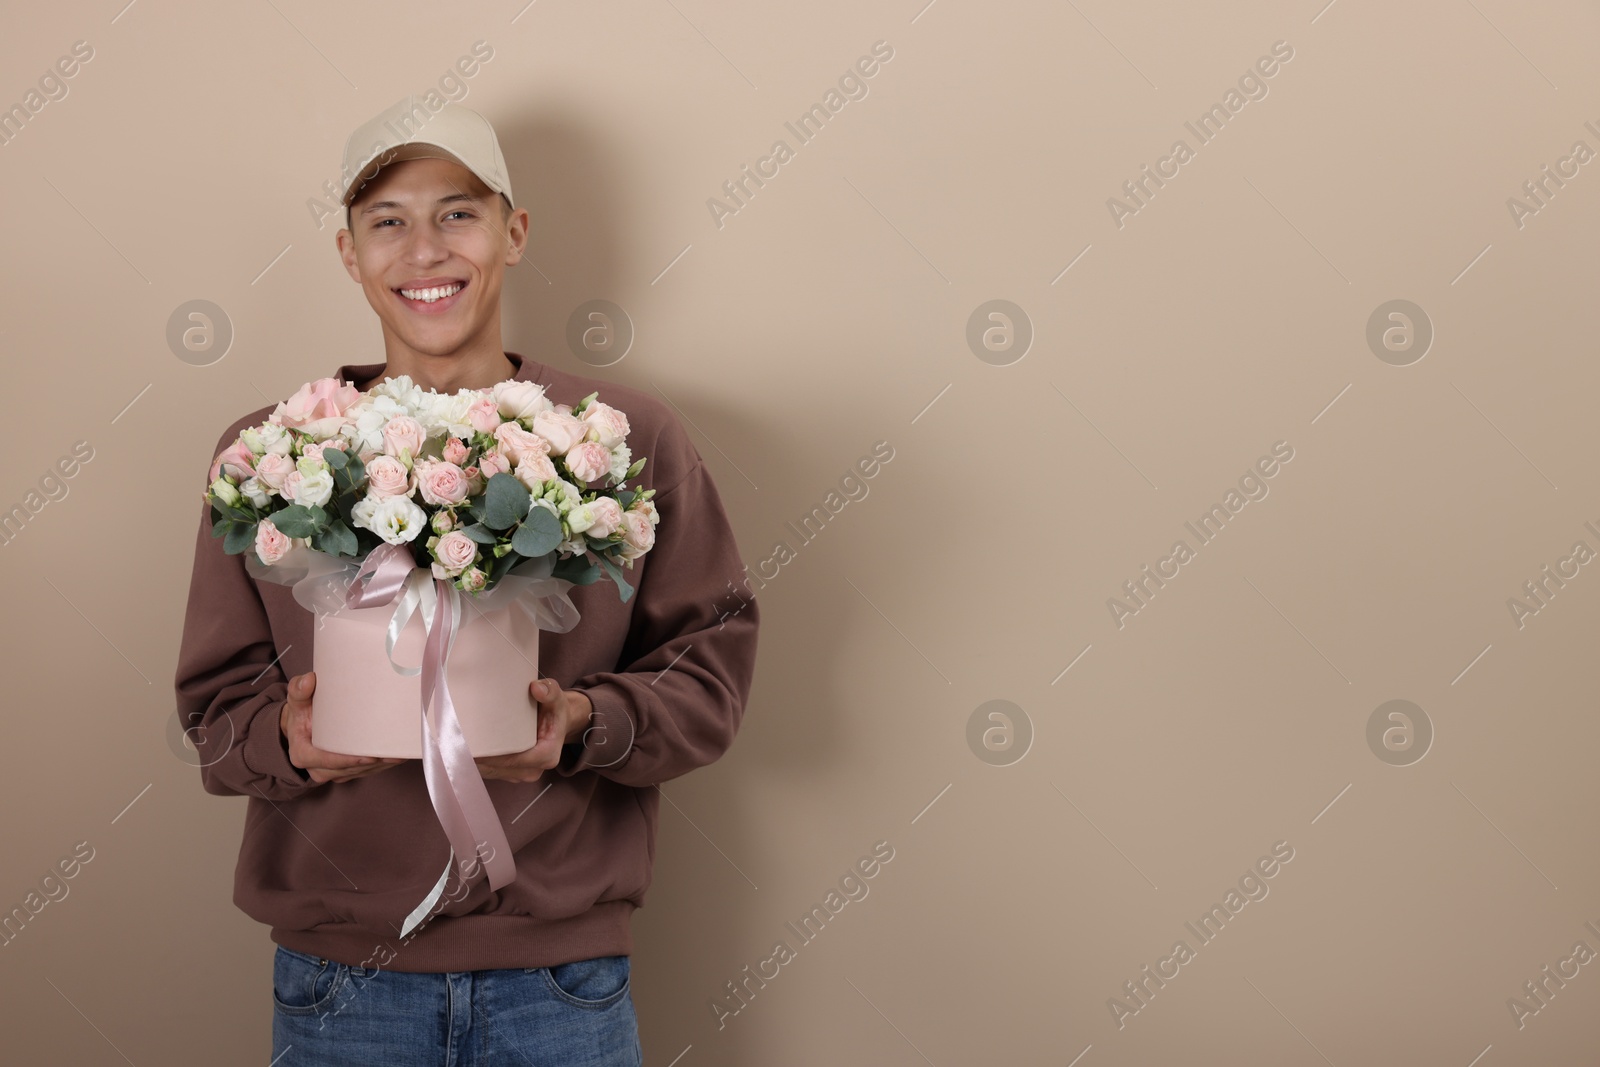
top-left (446, 210), bottom-right (475, 221)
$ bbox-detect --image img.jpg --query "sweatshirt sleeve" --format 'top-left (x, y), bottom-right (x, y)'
top-left (556, 454), bottom-right (760, 789)
top-left (173, 433), bottom-right (324, 801)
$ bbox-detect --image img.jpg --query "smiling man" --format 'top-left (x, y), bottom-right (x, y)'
top-left (173, 96), bottom-right (761, 1066)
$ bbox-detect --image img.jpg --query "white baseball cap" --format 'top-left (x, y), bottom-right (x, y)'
top-left (339, 95), bottom-right (515, 210)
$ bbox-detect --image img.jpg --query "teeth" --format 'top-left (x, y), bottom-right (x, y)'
top-left (399, 283), bottom-right (463, 302)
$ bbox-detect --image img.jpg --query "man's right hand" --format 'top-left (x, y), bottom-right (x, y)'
top-left (280, 671), bottom-right (408, 785)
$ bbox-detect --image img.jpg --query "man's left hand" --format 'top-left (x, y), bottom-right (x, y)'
top-left (474, 678), bottom-right (593, 784)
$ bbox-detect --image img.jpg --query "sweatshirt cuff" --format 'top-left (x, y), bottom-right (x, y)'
top-left (557, 685), bottom-right (635, 777)
top-left (243, 699), bottom-right (314, 788)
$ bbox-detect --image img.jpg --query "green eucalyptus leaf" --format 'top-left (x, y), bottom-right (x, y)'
top-left (483, 472), bottom-right (531, 530)
top-left (222, 521), bottom-right (258, 555)
top-left (460, 522), bottom-right (500, 545)
top-left (596, 552), bottom-right (634, 603)
top-left (511, 507), bottom-right (563, 559)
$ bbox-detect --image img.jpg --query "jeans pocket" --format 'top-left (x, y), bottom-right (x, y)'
top-left (272, 945), bottom-right (349, 1016)
top-left (528, 954), bottom-right (631, 1009)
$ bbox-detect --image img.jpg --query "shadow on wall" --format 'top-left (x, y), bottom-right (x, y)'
top-left (494, 110), bottom-right (858, 1065)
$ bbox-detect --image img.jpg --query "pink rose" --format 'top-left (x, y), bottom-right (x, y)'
top-left (208, 439), bottom-right (257, 483)
top-left (300, 441), bottom-right (326, 464)
top-left (255, 518), bottom-right (292, 565)
top-left (585, 497), bottom-right (624, 538)
top-left (382, 415), bottom-right (426, 459)
top-left (512, 451), bottom-right (557, 491)
top-left (493, 421), bottom-right (550, 466)
top-left (442, 436), bottom-right (470, 465)
top-left (564, 441), bottom-right (612, 484)
top-left (580, 402), bottom-right (630, 449)
top-left (253, 451), bottom-right (295, 492)
top-left (430, 530), bottom-right (479, 578)
top-left (531, 409), bottom-right (586, 454)
top-left (477, 450), bottom-right (511, 479)
top-left (416, 459), bottom-right (471, 506)
top-left (467, 395), bottom-right (502, 434)
top-left (618, 509), bottom-right (655, 560)
top-left (273, 377), bottom-right (362, 440)
top-left (364, 454), bottom-right (413, 498)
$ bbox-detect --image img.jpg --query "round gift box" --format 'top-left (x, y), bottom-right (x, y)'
top-left (309, 589), bottom-right (543, 759)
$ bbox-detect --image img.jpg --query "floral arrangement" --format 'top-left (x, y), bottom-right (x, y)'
top-left (204, 375), bottom-right (658, 598)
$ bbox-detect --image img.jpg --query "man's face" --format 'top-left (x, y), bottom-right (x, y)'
top-left (336, 157), bottom-right (527, 359)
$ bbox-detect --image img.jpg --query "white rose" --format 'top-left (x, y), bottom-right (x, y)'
top-left (493, 380), bottom-right (553, 420)
top-left (292, 468), bottom-right (335, 508)
top-left (239, 477), bottom-right (272, 509)
top-left (351, 493), bottom-right (429, 545)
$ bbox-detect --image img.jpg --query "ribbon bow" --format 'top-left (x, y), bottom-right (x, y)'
top-left (344, 542), bottom-right (517, 938)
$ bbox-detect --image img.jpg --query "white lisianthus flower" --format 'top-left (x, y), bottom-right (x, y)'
top-left (351, 493), bottom-right (429, 545)
top-left (241, 422), bottom-right (292, 456)
top-left (565, 502), bottom-right (597, 535)
top-left (292, 468), bottom-right (335, 508)
top-left (557, 537), bottom-right (588, 556)
top-left (239, 477), bottom-right (272, 509)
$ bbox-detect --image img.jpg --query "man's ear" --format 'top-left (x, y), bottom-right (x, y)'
top-left (336, 227), bottom-right (362, 283)
top-left (503, 206), bottom-right (530, 268)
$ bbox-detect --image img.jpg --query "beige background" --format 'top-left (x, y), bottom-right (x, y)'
top-left (2, 0), bottom-right (1598, 1063)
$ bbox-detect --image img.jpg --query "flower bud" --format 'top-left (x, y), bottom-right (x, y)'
top-left (210, 477), bottom-right (241, 507)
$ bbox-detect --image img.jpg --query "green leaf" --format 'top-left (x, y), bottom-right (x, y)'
top-left (617, 489), bottom-right (634, 508)
top-left (511, 507), bottom-right (563, 558)
top-left (312, 519), bottom-right (359, 557)
top-left (269, 505), bottom-right (319, 538)
top-left (482, 472), bottom-right (530, 530)
top-left (322, 447), bottom-right (348, 469)
top-left (460, 522), bottom-right (500, 545)
top-left (222, 521), bottom-right (258, 555)
top-left (345, 455), bottom-right (365, 487)
top-left (211, 517), bottom-right (233, 540)
top-left (549, 555), bottom-right (601, 585)
top-left (596, 552), bottom-right (634, 603)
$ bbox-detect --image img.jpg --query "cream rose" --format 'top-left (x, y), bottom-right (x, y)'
top-left (493, 379), bottom-right (552, 420)
top-left (512, 451), bottom-right (557, 491)
top-left (255, 518), bottom-right (292, 565)
top-left (291, 468), bottom-right (335, 508)
top-left (493, 421), bottom-right (550, 466)
top-left (364, 454), bottom-right (412, 498)
top-left (430, 530), bottom-right (480, 578)
top-left (416, 459), bottom-right (471, 506)
top-left (618, 509), bottom-right (655, 560)
top-left (580, 401), bottom-right (630, 449)
top-left (467, 394), bottom-right (502, 434)
top-left (564, 441), bottom-right (612, 484)
top-left (531, 409), bottom-right (587, 454)
top-left (381, 415), bottom-right (426, 460)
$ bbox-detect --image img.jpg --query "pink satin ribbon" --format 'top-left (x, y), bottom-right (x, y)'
top-left (346, 543), bottom-right (517, 925)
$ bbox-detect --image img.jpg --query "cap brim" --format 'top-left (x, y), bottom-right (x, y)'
top-left (342, 143), bottom-right (472, 207)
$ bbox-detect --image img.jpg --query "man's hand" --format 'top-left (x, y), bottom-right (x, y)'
top-left (280, 671), bottom-right (408, 785)
top-left (474, 678), bottom-right (594, 784)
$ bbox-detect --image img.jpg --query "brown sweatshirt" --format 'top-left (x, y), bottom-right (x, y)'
top-left (173, 351), bottom-right (760, 972)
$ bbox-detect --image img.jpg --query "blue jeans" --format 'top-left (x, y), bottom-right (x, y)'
top-left (270, 945), bottom-right (642, 1066)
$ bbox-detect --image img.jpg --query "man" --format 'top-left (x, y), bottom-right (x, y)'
top-left (173, 96), bottom-right (760, 1065)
